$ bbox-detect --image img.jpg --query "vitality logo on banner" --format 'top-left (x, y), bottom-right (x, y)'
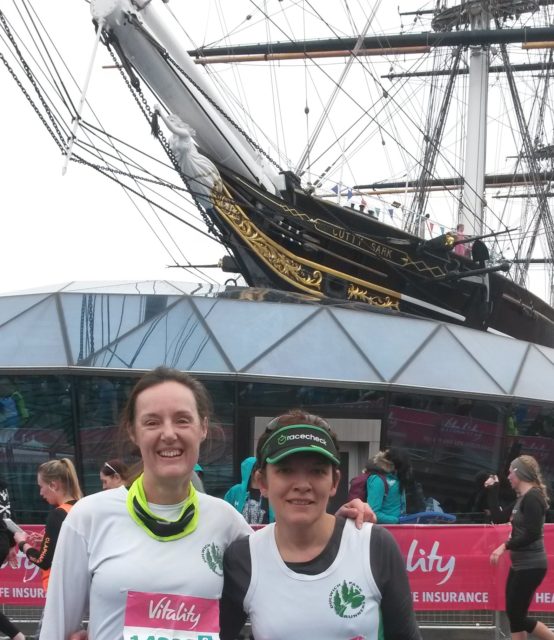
top-left (123, 591), bottom-right (220, 640)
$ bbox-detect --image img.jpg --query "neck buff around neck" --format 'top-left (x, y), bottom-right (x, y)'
top-left (126, 473), bottom-right (199, 541)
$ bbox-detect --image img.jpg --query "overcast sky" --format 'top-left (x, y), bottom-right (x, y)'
top-left (1, 0), bottom-right (437, 295)
top-left (4, 0), bottom-right (547, 301)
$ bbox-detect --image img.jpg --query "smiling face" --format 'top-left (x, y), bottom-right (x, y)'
top-left (259, 453), bottom-right (340, 526)
top-left (129, 381), bottom-right (207, 500)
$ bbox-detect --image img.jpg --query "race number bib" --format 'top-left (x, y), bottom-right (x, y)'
top-left (123, 591), bottom-right (220, 640)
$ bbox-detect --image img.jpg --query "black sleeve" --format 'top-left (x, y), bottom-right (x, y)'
top-left (370, 526), bottom-right (422, 640)
top-left (0, 520), bottom-right (11, 565)
top-left (505, 491), bottom-right (545, 550)
top-left (220, 536), bottom-right (251, 640)
top-left (485, 485), bottom-right (513, 524)
top-left (25, 507), bottom-right (68, 569)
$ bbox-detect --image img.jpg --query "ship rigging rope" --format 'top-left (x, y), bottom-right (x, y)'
top-left (5, 1), bottom-right (550, 293)
top-left (0, 3), bottom-right (221, 287)
top-left (499, 37), bottom-right (554, 290)
top-left (169, 0), bottom-right (502, 244)
top-left (235, 10), bottom-right (532, 254)
top-left (121, 13), bottom-right (284, 175)
top-left (132, 3), bottom-right (524, 274)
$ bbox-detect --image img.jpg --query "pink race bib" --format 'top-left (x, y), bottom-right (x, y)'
top-left (123, 591), bottom-right (220, 640)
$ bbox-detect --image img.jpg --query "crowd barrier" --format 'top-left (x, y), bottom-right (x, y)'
top-left (1, 524), bottom-right (552, 611)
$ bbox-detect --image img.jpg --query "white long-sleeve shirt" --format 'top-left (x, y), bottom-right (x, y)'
top-left (40, 485), bottom-right (251, 640)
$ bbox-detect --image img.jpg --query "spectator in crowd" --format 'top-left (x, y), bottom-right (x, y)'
top-left (99, 459), bottom-right (128, 490)
top-left (486, 456), bottom-right (554, 640)
top-left (453, 223), bottom-right (470, 257)
top-left (366, 448), bottom-right (412, 524)
top-left (221, 410), bottom-right (419, 640)
top-left (14, 459), bottom-right (83, 593)
top-left (0, 478), bottom-right (25, 640)
top-left (0, 378), bottom-right (28, 429)
top-left (224, 456), bottom-right (274, 525)
top-left (38, 368), bottom-right (368, 640)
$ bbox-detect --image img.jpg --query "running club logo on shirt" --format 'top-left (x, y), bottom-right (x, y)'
top-left (201, 542), bottom-right (223, 576)
top-left (328, 581), bottom-right (366, 618)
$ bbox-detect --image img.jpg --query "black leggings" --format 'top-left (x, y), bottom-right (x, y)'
top-left (505, 566), bottom-right (547, 633)
top-left (0, 611), bottom-right (21, 639)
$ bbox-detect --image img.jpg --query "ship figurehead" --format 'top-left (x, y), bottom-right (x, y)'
top-left (152, 105), bottom-right (223, 212)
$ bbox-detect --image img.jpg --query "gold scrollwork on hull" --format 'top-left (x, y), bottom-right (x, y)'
top-left (212, 186), bottom-right (323, 291)
top-left (348, 284), bottom-right (400, 310)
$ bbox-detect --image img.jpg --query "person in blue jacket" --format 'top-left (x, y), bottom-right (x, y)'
top-left (366, 448), bottom-right (411, 524)
top-left (224, 456), bottom-right (274, 524)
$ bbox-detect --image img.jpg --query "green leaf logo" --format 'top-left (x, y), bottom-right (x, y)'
top-left (328, 581), bottom-right (366, 618)
top-left (201, 542), bottom-right (223, 576)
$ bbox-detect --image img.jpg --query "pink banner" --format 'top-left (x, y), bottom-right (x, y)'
top-left (0, 525), bottom-right (45, 605)
top-left (2, 524), bottom-right (553, 611)
top-left (124, 591), bottom-right (219, 633)
top-left (389, 523), bottom-right (554, 611)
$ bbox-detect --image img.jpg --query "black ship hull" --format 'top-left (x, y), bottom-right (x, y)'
top-left (209, 167), bottom-right (554, 348)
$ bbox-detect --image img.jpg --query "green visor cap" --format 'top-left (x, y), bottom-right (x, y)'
top-left (261, 424), bottom-right (340, 465)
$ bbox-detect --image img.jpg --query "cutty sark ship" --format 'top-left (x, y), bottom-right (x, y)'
top-left (3, 0), bottom-right (554, 346)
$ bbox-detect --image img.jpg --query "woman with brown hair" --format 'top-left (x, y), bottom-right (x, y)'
top-left (221, 409), bottom-right (420, 640)
top-left (487, 455), bottom-right (554, 640)
top-left (39, 369), bottom-right (370, 640)
top-left (38, 367), bottom-right (255, 640)
top-left (99, 459), bottom-right (128, 490)
top-left (14, 458), bottom-right (82, 592)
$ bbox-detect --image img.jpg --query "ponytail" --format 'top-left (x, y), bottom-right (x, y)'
top-left (38, 458), bottom-right (83, 501)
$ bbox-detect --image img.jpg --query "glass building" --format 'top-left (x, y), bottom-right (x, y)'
top-left (0, 281), bottom-right (552, 523)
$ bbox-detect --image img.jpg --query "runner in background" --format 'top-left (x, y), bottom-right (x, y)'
top-left (14, 459), bottom-right (82, 592)
top-left (486, 455), bottom-right (554, 640)
top-left (99, 459), bottom-right (128, 489)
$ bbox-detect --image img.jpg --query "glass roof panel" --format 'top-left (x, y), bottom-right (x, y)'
top-left (0, 297), bottom-right (67, 366)
top-left (246, 310), bottom-right (381, 382)
top-left (393, 326), bottom-right (505, 395)
top-left (196, 297), bottom-right (320, 371)
top-left (448, 326), bottom-right (530, 394)
top-left (59, 281), bottom-right (214, 295)
top-left (512, 346), bottom-right (554, 402)
top-left (89, 299), bottom-right (233, 373)
top-left (60, 293), bottom-right (149, 364)
top-left (534, 343), bottom-right (554, 367)
top-left (331, 309), bottom-right (437, 380)
top-left (0, 294), bottom-right (50, 327)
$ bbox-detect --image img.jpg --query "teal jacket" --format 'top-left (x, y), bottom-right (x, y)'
top-left (366, 471), bottom-right (406, 524)
top-left (223, 457), bottom-right (275, 523)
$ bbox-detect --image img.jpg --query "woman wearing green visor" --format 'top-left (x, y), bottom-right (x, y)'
top-left (40, 370), bottom-right (371, 640)
top-left (221, 409), bottom-right (421, 640)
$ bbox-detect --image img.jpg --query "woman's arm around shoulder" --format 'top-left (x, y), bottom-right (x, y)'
top-left (370, 526), bottom-right (422, 640)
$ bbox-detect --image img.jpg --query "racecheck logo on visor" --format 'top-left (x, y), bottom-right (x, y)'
top-left (277, 433), bottom-right (327, 446)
